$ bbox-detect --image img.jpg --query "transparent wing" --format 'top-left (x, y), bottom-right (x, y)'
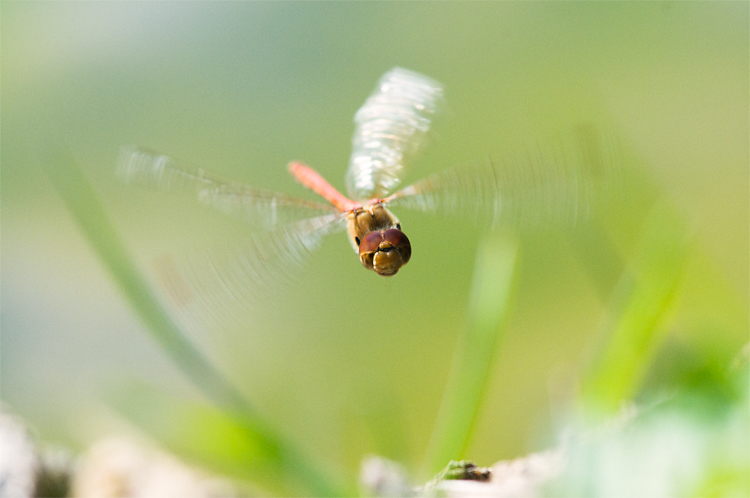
top-left (345, 67), bottom-right (444, 201)
top-left (386, 126), bottom-right (624, 229)
top-left (118, 146), bottom-right (339, 229)
top-left (153, 212), bottom-right (347, 331)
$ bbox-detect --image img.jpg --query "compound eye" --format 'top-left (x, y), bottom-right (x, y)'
top-left (359, 231), bottom-right (384, 256)
top-left (358, 229), bottom-right (412, 275)
top-left (358, 231), bottom-right (383, 271)
top-left (382, 229), bottom-right (411, 265)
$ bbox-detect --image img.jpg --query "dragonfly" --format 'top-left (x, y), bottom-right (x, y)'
top-left (118, 68), bottom-right (620, 310)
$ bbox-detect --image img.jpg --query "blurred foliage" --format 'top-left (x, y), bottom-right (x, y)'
top-left (550, 359), bottom-right (749, 497)
top-left (422, 233), bottom-right (519, 477)
top-left (581, 199), bottom-right (691, 413)
top-left (43, 150), bottom-right (347, 496)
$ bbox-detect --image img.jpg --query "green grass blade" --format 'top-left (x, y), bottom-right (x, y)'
top-left (43, 149), bottom-right (249, 415)
top-left (113, 382), bottom-right (289, 494)
top-left (581, 199), bottom-right (691, 413)
top-left (422, 233), bottom-right (519, 476)
top-left (43, 149), bottom-right (348, 496)
top-left (112, 382), bottom-right (349, 496)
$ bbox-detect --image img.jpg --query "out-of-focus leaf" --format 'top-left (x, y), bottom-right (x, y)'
top-left (113, 383), bottom-right (297, 495)
top-left (550, 363), bottom-right (750, 498)
top-left (582, 199), bottom-right (691, 412)
top-left (42, 149), bottom-right (348, 497)
top-left (422, 233), bottom-right (519, 476)
top-left (42, 148), bottom-right (253, 416)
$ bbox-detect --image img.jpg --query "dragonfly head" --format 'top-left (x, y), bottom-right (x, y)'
top-left (358, 228), bottom-right (412, 276)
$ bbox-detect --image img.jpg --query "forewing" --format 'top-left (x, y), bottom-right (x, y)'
top-left (118, 146), bottom-right (339, 229)
top-left (153, 213), bottom-right (347, 331)
top-left (345, 67), bottom-right (444, 201)
top-left (387, 126), bottom-right (624, 229)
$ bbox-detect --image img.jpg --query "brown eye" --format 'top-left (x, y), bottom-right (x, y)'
top-left (359, 231), bottom-right (384, 255)
top-left (358, 229), bottom-right (412, 276)
top-left (383, 229), bottom-right (411, 265)
top-left (358, 231), bottom-right (383, 271)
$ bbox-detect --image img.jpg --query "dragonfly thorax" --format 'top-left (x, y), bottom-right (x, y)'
top-left (347, 204), bottom-right (411, 276)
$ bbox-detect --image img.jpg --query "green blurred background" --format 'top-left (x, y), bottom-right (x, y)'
top-left (2, 1), bottom-right (747, 493)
